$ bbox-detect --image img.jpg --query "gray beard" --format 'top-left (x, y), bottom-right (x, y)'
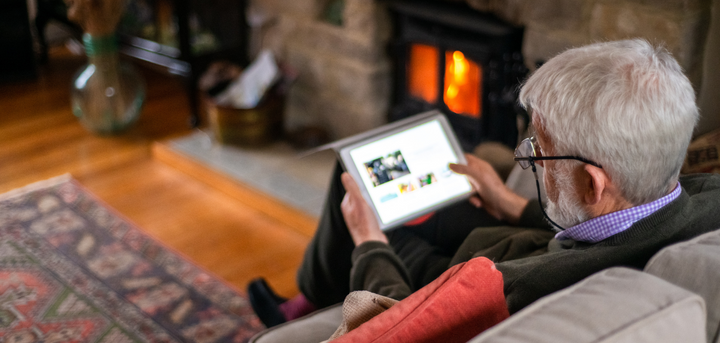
top-left (544, 166), bottom-right (591, 228)
top-left (545, 196), bottom-right (590, 228)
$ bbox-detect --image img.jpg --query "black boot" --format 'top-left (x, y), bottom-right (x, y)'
top-left (247, 278), bottom-right (288, 328)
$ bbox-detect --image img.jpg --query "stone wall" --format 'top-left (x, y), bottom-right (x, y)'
top-left (466, 0), bottom-right (713, 89)
top-left (250, 0), bottom-right (713, 140)
top-left (248, 0), bottom-right (392, 139)
top-left (696, 0), bottom-right (720, 137)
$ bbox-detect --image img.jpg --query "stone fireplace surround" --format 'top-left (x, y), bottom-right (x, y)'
top-left (250, 0), bottom-right (713, 141)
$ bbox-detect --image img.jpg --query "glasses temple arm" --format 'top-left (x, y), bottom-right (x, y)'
top-left (518, 156), bottom-right (602, 168)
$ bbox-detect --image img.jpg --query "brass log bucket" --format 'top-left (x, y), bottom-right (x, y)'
top-left (205, 86), bottom-right (285, 146)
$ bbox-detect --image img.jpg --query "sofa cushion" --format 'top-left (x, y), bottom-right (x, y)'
top-left (469, 267), bottom-right (706, 343)
top-left (249, 305), bottom-right (343, 343)
top-left (644, 228), bottom-right (720, 343)
top-left (331, 256), bottom-right (509, 343)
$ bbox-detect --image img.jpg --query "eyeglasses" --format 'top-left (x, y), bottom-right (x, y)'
top-left (514, 137), bottom-right (602, 170)
top-left (513, 136), bottom-right (602, 232)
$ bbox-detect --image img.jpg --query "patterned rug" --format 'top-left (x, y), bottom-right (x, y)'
top-left (0, 175), bottom-right (264, 342)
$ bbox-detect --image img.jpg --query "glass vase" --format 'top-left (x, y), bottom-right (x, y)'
top-left (71, 34), bottom-right (145, 134)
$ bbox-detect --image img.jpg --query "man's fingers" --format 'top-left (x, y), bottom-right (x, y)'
top-left (450, 154), bottom-right (481, 175)
top-left (469, 196), bottom-right (482, 208)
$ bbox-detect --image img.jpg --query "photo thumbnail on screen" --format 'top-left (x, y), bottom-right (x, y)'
top-left (398, 173), bottom-right (438, 195)
top-left (397, 181), bottom-right (417, 194)
top-left (364, 151), bottom-right (411, 187)
top-left (418, 173), bottom-right (438, 187)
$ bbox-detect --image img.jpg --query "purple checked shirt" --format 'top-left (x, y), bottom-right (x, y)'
top-left (555, 183), bottom-right (682, 243)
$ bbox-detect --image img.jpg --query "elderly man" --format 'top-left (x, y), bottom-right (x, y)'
top-left (249, 39), bottom-right (720, 327)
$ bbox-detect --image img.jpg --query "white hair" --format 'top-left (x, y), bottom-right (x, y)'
top-left (520, 39), bottom-right (699, 205)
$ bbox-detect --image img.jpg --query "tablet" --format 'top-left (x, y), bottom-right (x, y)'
top-left (338, 111), bottom-right (473, 230)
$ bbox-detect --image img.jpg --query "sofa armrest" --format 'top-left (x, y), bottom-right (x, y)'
top-left (645, 228), bottom-right (720, 343)
top-left (468, 267), bottom-right (706, 343)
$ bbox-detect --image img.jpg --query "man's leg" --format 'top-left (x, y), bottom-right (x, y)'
top-left (249, 164), bottom-right (350, 327)
top-left (297, 162), bottom-right (356, 308)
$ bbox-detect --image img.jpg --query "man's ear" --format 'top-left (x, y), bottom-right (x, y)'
top-left (583, 164), bottom-right (607, 206)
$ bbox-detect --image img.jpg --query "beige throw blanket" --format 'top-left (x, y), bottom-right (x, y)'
top-left (323, 291), bottom-right (398, 342)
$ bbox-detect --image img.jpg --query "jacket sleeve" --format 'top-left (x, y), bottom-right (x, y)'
top-left (349, 241), bottom-right (413, 301)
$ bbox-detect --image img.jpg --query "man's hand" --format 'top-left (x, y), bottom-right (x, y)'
top-left (340, 172), bottom-right (389, 246)
top-left (449, 154), bottom-right (529, 225)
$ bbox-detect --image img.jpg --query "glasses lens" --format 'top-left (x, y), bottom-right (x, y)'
top-left (514, 137), bottom-right (536, 169)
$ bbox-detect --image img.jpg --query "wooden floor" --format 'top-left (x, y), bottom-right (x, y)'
top-left (0, 46), bottom-right (314, 298)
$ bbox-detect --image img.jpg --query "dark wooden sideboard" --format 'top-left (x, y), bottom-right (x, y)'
top-left (118, 0), bottom-right (249, 127)
top-left (0, 0), bottom-right (37, 82)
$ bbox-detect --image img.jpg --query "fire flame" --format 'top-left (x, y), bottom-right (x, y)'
top-left (444, 50), bottom-right (481, 117)
top-left (407, 44), bottom-right (482, 118)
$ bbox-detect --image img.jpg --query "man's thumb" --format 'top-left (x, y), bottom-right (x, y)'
top-left (449, 163), bottom-right (468, 175)
top-left (341, 173), bottom-right (360, 193)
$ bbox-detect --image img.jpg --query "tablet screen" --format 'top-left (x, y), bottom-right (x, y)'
top-left (348, 119), bottom-right (473, 226)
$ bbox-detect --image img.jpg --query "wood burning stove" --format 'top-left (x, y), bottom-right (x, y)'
top-left (387, 1), bottom-right (528, 151)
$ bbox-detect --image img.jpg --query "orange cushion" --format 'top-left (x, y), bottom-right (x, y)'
top-left (403, 212), bottom-right (435, 226)
top-left (332, 257), bottom-right (508, 343)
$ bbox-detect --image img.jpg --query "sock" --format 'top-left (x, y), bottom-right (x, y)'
top-left (278, 294), bottom-right (317, 321)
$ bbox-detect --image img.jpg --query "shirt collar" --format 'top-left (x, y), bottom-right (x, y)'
top-left (555, 183), bottom-right (682, 243)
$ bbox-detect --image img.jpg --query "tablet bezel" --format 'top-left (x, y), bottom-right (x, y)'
top-left (338, 111), bottom-right (473, 231)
